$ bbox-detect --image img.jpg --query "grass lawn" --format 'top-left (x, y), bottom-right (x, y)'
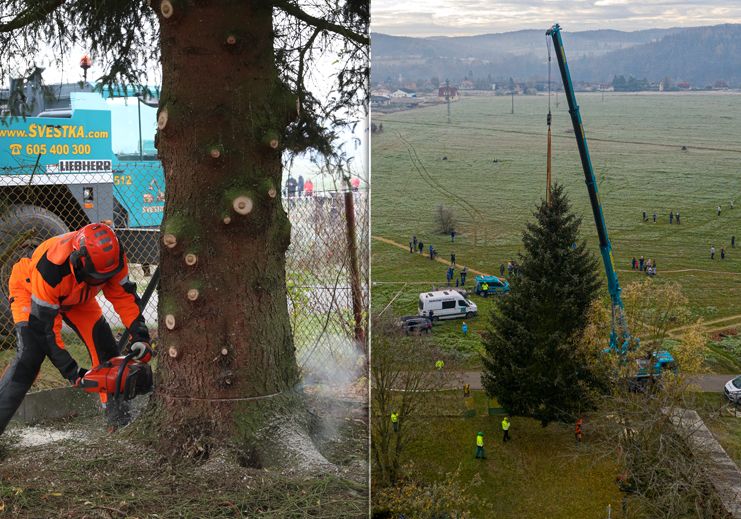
top-left (377, 390), bottom-right (740, 517)
top-left (390, 390), bottom-right (623, 518)
top-left (705, 337), bottom-right (741, 374)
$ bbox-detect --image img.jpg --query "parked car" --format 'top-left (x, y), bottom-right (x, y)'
top-left (724, 375), bottom-right (741, 404)
top-left (398, 315), bottom-right (432, 334)
top-left (474, 275), bottom-right (510, 297)
top-left (418, 290), bottom-right (478, 321)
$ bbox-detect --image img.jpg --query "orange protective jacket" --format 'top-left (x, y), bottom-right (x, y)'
top-left (9, 232), bottom-right (145, 379)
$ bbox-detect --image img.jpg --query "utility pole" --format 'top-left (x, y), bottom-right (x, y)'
top-left (547, 111), bottom-right (552, 205)
top-left (511, 90), bottom-right (514, 114)
top-left (556, 91), bottom-right (559, 108)
top-left (445, 79), bottom-right (451, 124)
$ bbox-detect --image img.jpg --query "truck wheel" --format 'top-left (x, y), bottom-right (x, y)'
top-left (0, 205), bottom-right (69, 345)
top-left (466, 312), bottom-right (474, 319)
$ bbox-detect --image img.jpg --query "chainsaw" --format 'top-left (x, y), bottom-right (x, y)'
top-left (79, 267), bottom-right (159, 400)
top-left (79, 351), bottom-right (153, 400)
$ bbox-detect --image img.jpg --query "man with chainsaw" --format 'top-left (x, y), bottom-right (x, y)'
top-left (0, 223), bottom-right (152, 434)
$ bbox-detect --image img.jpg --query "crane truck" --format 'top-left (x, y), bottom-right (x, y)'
top-left (546, 24), bottom-right (676, 381)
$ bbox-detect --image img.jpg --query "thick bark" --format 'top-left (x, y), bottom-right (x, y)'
top-left (153, 0), bottom-right (302, 461)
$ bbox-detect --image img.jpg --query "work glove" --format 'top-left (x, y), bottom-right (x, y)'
top-left (72, 367), bottom-right (89, 387)
top-left (128, 320), bottom-right (151, 345)
top-left (129, 341), bottom-right (152, 363)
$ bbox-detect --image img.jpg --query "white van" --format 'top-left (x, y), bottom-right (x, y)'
top-left (418, 290), bottom-right (478, 321)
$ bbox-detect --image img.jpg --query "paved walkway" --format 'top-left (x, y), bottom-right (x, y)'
top-left (669, 409), bottom-right (741, 518)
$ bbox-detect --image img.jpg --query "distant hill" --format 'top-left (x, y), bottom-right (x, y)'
top-left (371, 25), bottom-right (741, 87)
top-left (575, 24), bottom-right (741, 85)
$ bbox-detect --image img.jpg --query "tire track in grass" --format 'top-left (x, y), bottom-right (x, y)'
top-left (398, 132), bottom-right (486, 243)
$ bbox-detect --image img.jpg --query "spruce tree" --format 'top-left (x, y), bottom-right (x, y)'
top-left (481, 183), bottom-right (608, 425)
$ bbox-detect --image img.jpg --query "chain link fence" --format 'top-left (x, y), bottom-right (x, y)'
top-left (285, 187), bottom-right (369, 379)
top-left (0, 161), bottom-right (369, 379)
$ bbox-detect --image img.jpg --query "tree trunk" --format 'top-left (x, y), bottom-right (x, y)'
top-left (152, 0), bottom-right (302, 464)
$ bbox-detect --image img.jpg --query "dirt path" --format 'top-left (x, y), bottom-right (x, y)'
top-left (447, 371), bottom-right (734, 393)
top-left (374, 234), bottom-right (741, 338)
top-left (372, 235), bottom-right (491, 276)
top-left (617, 268), bottom-right (741, 276)
top-left (668, 314), bottom-right (741, 338)
top-left (374, 235), bottom-right (741, 279)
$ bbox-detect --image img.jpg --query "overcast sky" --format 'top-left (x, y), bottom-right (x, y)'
top-left (372, 0), bottom-right (741, 36)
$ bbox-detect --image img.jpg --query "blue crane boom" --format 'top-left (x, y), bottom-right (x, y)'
top-left (546, 25), bottom-right (677, 379)
top-left (546, 23), bottom-right (628, 354)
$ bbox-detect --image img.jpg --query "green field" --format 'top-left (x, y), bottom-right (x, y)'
top-left (375, 389), bottom-right (741, 518)
top-left (382, 390), bottom-right (623, 518)
top-left (372, 93), bottom-right (741, 359)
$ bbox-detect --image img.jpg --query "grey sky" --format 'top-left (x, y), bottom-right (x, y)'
top-left (372, 0), bottom-right (741, 36)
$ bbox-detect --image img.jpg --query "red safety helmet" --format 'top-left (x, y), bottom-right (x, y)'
top-left (70, 223), bottom-right (124, 282)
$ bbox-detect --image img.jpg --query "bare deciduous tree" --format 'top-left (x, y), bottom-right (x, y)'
top-left (434, 204), bottom-right (456, 235)
top-left (593, 379), bottom-right (729, 518)
top-left (371, 314), bottom-right (452, 486)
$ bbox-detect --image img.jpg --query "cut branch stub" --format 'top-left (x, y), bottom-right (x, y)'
top-left (184, 253), bottom-right (198, 266)
top-left (168, 346), bottom-right (179, 358)
top-left (162, 215), bottom-right (193, 249)
top-left (232, 195), bottom-right (253, 215)
top-left (187, 288), bottom-right (200, 301)
top-left (165, 314), bottom-right (176, 330)
top-left (225, 187), bottom-right (255, 216)
top-left (160, 0), bottom-right (174, 18)
top-left (208, 144), bottom-right (224, 159)
top-left (163, 233), bottom-right (177, 248)
top-left (261, 178), bottom-right (277, 199)
top-left (221, 348), bottom-right (228, 356)
top-left (157, 108), bottom-right (168, 130)
top-left (226, 34), bottom-right (237, 45)
top-left (222, 214), bottom-right (232, 225)
top-left (262, 130), bottom-right (280, 150)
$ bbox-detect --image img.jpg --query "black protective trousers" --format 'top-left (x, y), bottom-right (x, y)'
top-left (0, 317), bottom-right (123, 435)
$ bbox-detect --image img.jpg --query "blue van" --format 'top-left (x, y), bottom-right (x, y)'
top-left (474, 275), bottom-right (510, 297)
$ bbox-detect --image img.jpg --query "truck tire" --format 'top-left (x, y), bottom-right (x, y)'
top-left (0, 205), bottom-right (69, 345)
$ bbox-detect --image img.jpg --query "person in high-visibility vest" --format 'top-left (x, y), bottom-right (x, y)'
top-left (435, 359), bottom-right (444, 370)
top-left (475, 431), bottom-right (486, 459)
top-left (502, 416), bottom-right (511, 442)
top-left (481, 282), bottom-right (489, 296)
top-left (391, 411), bottom-right (399, 432)
top-left (575, 417), bottom-right (584, 443)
